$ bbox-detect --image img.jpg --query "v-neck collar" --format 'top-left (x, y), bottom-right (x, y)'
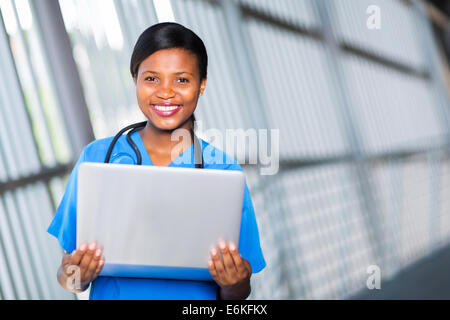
top-left (131, 130), bottom-right (195, 167)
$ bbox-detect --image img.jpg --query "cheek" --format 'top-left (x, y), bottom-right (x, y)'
top-left (180, 88), bottom-right (199, 103)
top-left (136, 85), bottom-right (154, 101)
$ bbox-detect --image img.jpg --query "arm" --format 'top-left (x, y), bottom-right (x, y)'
top-left (208, 241), bottom-right (253, 300)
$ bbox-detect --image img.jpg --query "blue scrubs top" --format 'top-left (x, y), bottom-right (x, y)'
top-left (47, 130), bottom-right (266, 300)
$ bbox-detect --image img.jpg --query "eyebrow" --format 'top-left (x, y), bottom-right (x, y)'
top-left (142, 70), bottom-right (194, 76)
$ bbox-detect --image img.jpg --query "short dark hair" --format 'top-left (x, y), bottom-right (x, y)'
top-left (130, 22), bottom-right (208, 81)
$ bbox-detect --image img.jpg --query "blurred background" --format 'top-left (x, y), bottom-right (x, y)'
top-left (0, 0), bottom-right (449, 300)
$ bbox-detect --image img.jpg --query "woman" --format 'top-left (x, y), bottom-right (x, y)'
top-left (48, 22), bottom-right (265, 300)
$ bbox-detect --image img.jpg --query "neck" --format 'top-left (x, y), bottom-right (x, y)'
top-left (138, 119), bottom-right (194, 156)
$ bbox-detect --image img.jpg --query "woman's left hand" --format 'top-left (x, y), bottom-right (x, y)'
top-left (208, 240), bottom-right (252, 299)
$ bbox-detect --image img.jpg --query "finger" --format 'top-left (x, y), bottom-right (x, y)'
top-left (85, 248), bottom-right (103, 281)
top-left (218, 241), bottom-right (237, 276)
top-left (70, 243), bottom-right (87, 266)
top-left (207, 259), bottom-right (218, 281)
top-left (92, 258), bottom-right (105, 279)
top-left (210, 247), bottom-right (226, 280)
top-left (79, 241), bottom-right (97, 275)
top-left (228, 242), bottom-right (245, 273)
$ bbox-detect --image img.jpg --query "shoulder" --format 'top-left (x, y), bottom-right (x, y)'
top-left (200, 139), bottom-right (243, 172)
top-left (81, 136), bottom-right (117, 163)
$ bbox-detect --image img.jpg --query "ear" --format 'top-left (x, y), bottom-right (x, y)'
top-left (199, 78), bottom-right (207, 95)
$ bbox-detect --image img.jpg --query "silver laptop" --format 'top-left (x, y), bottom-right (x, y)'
top-left (76, 162), bottom-right (244, 281)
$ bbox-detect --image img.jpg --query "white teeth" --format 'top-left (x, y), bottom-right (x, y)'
top-left (154, 105), bottom-right (180, 111)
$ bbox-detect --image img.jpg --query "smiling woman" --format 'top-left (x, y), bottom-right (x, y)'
top-left (47, 22), bottom-right (266, 300)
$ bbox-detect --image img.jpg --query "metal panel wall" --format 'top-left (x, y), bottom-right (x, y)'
top-left (237, 0), bottom-right (450, 299)
top-left (239, 0), bottom-right (319, 29)
top-left (54, 0), bottom-right (450, 300)
top-left (0, 0), bottom-right (449, 300)
top-left (244, 19), bottom-right (349, 158)
top-left (0, 0), bottom-right (74, 299)
top-left (332, 0), bottom-right (425, 71)
top-left (341, 55), bottom-right (446, 153)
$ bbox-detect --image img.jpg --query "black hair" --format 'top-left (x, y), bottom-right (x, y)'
top-left (130, 22), bottom-right (208, 81)
top-left (130, 22), bottom-right (207, 132)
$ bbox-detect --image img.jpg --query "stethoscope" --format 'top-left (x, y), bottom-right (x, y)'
top-left (104, 120), bottom-right (204, 168)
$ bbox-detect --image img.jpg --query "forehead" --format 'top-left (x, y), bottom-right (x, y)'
top-left (139, 48), bottom-right (199, 73)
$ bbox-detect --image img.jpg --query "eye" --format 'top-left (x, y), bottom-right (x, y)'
top-left (145, 76), bottom-right (157, 82)
top-left (177, 78), bottom-right (189, 83)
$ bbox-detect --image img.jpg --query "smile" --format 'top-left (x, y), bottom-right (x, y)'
top-left (151, 104), bottom-right (182, 117)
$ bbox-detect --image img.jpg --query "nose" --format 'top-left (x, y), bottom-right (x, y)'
top-left (156, 81), bottom-right (176, 99)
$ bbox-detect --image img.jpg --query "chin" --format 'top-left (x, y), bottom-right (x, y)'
top-left (152, 119), bottom-right (185, 132)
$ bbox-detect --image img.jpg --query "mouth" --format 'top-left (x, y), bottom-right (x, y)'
top-left (150, 104), bottom-right (182, 117)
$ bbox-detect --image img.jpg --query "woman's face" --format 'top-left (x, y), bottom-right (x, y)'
top-left (134, 48), bottom-right (206, 131)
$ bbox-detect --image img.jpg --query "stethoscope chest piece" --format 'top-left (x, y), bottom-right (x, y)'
top-left (109, 152), bottom-right (136, 165)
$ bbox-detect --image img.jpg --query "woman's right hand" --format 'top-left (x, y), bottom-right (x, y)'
top-left (58, 241), bottom-right (105, 292)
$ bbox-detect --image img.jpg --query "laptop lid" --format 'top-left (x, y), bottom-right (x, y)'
top-left (76, 162), bottom-right (244, 281)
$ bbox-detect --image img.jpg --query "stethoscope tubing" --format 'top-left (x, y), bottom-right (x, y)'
top-left (104, 121), bottom-right (204, 168)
